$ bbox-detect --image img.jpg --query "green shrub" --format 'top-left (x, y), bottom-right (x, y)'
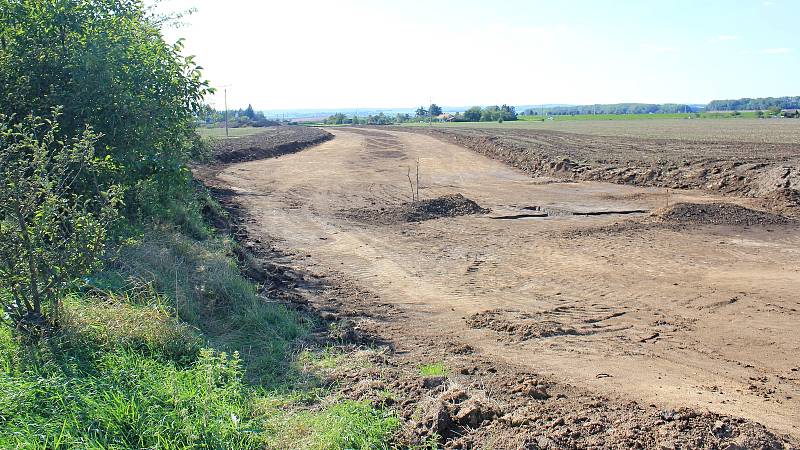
top-left (0, 112), bottom-right (120, 334)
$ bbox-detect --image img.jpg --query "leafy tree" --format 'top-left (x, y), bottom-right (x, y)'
top-left (0, 0), bottom-right (211, 220)
top-left (499, 104), bottom-right (517, 121)
top-left (415, 106), bottom-right (428, 118)
top-left (767, 106), bottom-right (782, 115)
top-left (429, 104), bottom-right (443, 116)
top-left (481, 106), bottom-right (500, 122)
top-left (244, 104), bottom-right (256, 120)
top-left (325, 113), bottom-right (348, 125)
top-left (367, 112), bottom-right (392, 125)
top-left (0, 112), bottom-right (120, 334)
top-left (463, 106), bottom-right (482, 122)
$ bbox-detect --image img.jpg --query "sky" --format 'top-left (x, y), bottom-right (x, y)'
top-left (155, 0), bottom-right (799, 110)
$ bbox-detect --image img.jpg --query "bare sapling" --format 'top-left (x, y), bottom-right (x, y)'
top-left (406, 158), bottom-right (421, 202)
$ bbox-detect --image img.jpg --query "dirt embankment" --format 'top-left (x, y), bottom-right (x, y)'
top-left (211, 126), bottom-right (332, 164)
top-left (388, 127), bottom-right (800, 215)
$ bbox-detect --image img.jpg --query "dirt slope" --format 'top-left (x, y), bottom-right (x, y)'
top-left (203, 128), bottom-right (800, 448)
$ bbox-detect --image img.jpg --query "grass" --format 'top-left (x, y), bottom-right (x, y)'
top-left (195, 126), bottom-right (270, 139)
top-left (0, 198), bottom-right (400, 448)
top-left (517, 112), bottom-right (697, 121)
top-left (419, 362), bottom-right (448, 377)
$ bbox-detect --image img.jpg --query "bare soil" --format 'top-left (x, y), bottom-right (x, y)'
top-left (197, 127), bottom-right (800, 449)
top-left (388, 126), bottom-right (800, 215)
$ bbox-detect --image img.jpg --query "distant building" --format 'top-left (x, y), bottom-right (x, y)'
top-left (436, 113), bottom-right (455, 122)
top-left (781, 109), bottom-right (800, 118)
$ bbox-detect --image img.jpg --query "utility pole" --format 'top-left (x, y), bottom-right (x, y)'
top-left (224, 87), bottom-right (229, 137)
top-left (429, 97), bottom-right (432, 127)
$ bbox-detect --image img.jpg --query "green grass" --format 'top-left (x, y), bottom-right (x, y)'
top-left (0, 217), bottom-right (400, 448)
top-left (517, 112), bottom-right (697, 121)
top-left (419, 362), bottom-right (448, 377)
top-left (195, 126), bottom-right (270, 139)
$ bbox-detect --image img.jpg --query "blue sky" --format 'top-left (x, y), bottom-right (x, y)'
top-left (158, 0), bottom-right (798, 109)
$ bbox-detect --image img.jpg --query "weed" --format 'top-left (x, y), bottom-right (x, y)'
top-left (419, 362), bottom-right (448, 377)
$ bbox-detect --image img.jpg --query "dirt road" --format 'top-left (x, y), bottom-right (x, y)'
top-left (215, 128), bottom-right (800, 441)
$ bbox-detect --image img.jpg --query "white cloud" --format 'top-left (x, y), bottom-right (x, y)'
top-left (762, 48), bottom-right (792, 54)
top-left (709, 35), bottom-right (737, 43)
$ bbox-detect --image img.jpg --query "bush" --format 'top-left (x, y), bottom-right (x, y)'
top-left (0, 0), bottom-right (211, 220)
top-left (0, 112), bottom-right (120, 334)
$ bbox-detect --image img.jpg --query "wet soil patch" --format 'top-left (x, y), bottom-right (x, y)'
top-left (344, 194), bottom-right (490, 225)
top-left (490, 206), bottom-right (649, 220)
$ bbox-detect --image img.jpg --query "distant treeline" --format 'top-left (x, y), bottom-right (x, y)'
top-left (522, 103), bottom-right (696, 116)
top-left (706, 96), bottom-right (800, 111)
top-left (324, 104), bottom-right (518, 125)
top-left (198, 104), bottom-right (279, 128)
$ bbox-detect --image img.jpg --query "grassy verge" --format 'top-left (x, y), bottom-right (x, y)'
top-left (0, 195), bottom-right (398, 448)
top-left (196, 127), bottom-right (272, 139)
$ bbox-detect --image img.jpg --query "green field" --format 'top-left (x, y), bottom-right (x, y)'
top-left (196, 126), bottom-right (270, 138)
top-left (518, 111), bottom-right (768, 121)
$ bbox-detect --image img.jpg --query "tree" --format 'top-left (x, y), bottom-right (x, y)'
top-left (463, 106), bottom-right (482, 122)
top-left (0, 0), bottom-right (211, 220)
top-left (481, 106), bottom-right (500, 122)
top-left (325, 113), bottom-right (347, 125)
top-left (499, 104), bottom-right (517, 121)
top-left (429, 104), bottom-right (443, 117)
top-left (415, 106), bottom-right (428, 118)
top-left (0, 111), bottom-right (120, 334)
top-left (244, 104), bottom-right (256, 120)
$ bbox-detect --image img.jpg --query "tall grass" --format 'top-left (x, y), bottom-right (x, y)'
top-left (0, 225), bottom-right (399, 448)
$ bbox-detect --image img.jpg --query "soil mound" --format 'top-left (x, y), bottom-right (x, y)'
top-left (346, 194), bottom-right (489, 225)
top-left (658, 202), bottom-right (793, 226)
top-left (211, 126), bottom-right (332, 164)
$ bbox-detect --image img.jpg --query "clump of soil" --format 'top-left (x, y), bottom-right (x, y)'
top-left (345, 194), bottom-right (489, 225)
top-left (466, 309), bottom-right (580, 341)
top-left (658, 202), bottom-right (794, 226)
